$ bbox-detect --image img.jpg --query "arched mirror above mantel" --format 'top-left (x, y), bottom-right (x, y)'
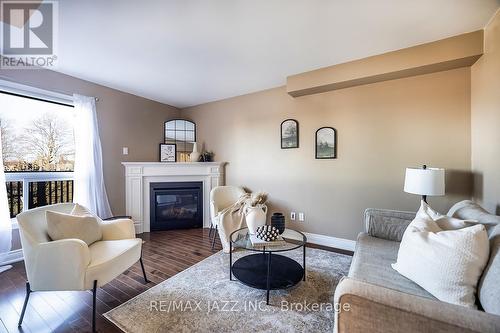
top-left (164, 119), bottom-right (196, 162)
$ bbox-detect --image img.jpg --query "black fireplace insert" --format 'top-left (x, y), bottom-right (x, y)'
top-left (150, 182), bottom-right (203, 231)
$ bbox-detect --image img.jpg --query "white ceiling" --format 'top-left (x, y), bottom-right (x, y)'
top-left (54, 0), bottom-right (498, 108)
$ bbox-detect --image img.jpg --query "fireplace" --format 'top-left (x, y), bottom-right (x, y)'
top-left (150, 182), bottom-right (203, 231)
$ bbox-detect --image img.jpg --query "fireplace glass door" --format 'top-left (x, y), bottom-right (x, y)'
top-left (150, 182), bottom-right (203, 231)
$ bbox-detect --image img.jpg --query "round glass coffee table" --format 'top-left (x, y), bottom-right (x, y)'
top-left (229, 227), bottom-right (307, 305)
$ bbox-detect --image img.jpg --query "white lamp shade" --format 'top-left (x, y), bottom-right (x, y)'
top-left (404, 167), bottom-right (445, 196)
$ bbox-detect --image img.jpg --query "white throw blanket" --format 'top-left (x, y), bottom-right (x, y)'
top-left (216, 194), bottom-right (249, 253)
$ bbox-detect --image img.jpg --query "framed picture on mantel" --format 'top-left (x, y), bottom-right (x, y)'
top-left (159, 143), bottom-right (176, 162)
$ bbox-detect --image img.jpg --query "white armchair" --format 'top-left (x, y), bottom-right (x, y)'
top-left (209, 186), bottom-right (246, 250)
top-left (16, 203), bottom-right (148, 332)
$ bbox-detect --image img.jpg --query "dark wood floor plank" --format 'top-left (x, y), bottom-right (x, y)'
top-left (27, 293), bottom-right (68, 332)
top-left (4, 284), bottom-right (51, 333)
top-left (37, 292), bottom-right (85, 332)
top-left (0, 291), bottom-right (32, 333)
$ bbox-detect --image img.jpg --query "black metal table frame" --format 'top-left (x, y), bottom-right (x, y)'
top-left (229, 228), bottom-right (307, 305)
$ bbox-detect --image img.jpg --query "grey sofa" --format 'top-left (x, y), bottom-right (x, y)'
top-left (334, 200), bottom-right (500, 333)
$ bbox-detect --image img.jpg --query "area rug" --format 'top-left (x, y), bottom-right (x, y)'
top-left (104, 248), bottom-right (352, 333)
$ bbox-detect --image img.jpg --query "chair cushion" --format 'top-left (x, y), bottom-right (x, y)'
top-left (448, 200), bottom-right (500, 315)
top-left (349, 233), bottom-right (435, 300)
top-left (46, 210), bottom-right (102, 245)
top-left (84, 239), bottom-right (142, 289)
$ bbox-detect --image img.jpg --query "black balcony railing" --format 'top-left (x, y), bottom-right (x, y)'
top-left (5, 172), bottom-right (74, 218)
top-left (6, 181), bottom-right (23, 218)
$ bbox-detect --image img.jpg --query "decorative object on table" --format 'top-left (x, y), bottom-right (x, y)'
top-left (281, 119), bottom-right (299, 149)
top-left (189, 141), bottom-right (201, 162)
top-left (243, 191), bottom-right (268, 234)
top-left (271, 212), bottom-right (285, 234)
top-left (159, 143), bottom-right (176, 162)
top-left (255, 225), bottom-right (280, 241)
top-left (164, 119), bottom-right (196, 162)
top-left (404, 165), bottom-right (445, 203)
top-left (315, 127), bottom-right (337, 159)
top-left (201, 151), bottom-right (214, 162)
top-left (249, 233), bottom-right (286, 247)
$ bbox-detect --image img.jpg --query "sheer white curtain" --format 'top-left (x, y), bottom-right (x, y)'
top-left (73, 94), bottom-right (112, 219)
top-left (0, 127), bottom-right (12, 272)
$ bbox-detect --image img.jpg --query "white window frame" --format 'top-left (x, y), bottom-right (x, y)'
top-left (0, 78), bottom-right (74, 106)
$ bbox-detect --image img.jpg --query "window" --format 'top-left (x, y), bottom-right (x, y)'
top-left (0, 89), bottom-right (75, 218)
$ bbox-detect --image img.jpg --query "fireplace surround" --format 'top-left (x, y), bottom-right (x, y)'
top-left (122, 162), bottom-right (226, 233)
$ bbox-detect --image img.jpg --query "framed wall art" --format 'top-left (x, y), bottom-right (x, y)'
top-left (315, 127), bottom-right (336, 159)
top-left (281, 119), bottom-right (299, 149)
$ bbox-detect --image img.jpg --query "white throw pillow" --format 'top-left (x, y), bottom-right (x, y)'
top-left (71, 203), bottom-right (104, 224)
top-left (392, 201), bottom-right (489, 308)
top-left (46, 210), bottom-right (102, 245)
top-left (416, 200), bottom-right (475, 230)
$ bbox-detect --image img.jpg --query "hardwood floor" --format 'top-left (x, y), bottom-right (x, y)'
top-left (0, 228), bottom-right (351, 333)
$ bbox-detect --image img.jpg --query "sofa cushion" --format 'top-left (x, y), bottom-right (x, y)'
top-left (478, 224), bottom-right (500, 315)
top-left (364, 208), bottom-right (415, 242)
top-left (448, 200), bottom-right (500, 315)
top-left (349, 232), bottom-right (435, 300)
top-left (448, 200), bottom-right (500, 235)
top-left (392, 203), bottom-right (489, 308)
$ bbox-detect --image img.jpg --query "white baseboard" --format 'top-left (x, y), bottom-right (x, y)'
top-left (303, 232), bottom-right (356, 252)
top-left (0, 249), bottom-right (24, 265)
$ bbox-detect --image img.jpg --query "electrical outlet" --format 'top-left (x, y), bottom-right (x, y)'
top-left (290, 212), bottom-right (296, 221)
top-left (122, 147), bottom-right (129, 155)
top-left (298, 212), bottom-right (305, 222)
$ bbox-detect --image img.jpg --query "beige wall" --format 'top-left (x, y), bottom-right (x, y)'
top-left (471, 10), bottom-right (500, 214)
top-left (0, 69), bottom-right (180, 217)
top-left (183, 68), bottom-right (472, 240)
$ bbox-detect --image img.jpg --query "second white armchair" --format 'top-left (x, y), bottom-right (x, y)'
top-left (209, 186), bottom-right (246, 250)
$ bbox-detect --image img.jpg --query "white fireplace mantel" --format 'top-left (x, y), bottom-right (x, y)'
top-left (122, 162), bottom-right (226, 233)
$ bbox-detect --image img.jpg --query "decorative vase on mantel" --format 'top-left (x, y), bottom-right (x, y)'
top-left (190, 142), bottom-right (201, 162)
top-left (245, 205), bottom-right (268, 234)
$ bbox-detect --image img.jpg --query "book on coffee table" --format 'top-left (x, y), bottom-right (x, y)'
top-left (249, 234), bottom-right (287, 247)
